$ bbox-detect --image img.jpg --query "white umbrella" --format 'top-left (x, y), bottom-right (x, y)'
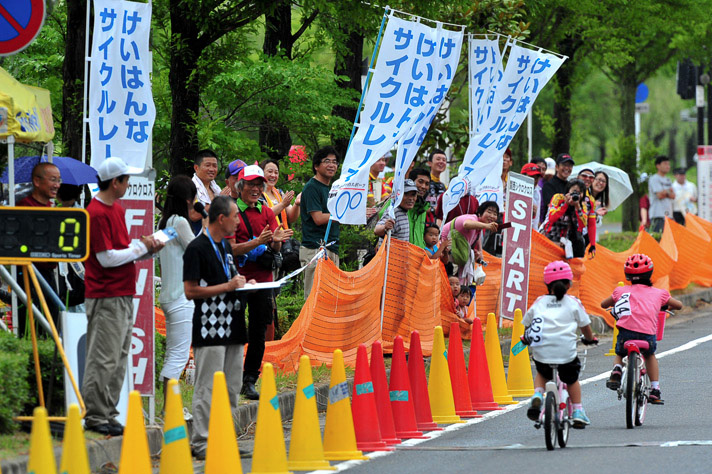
top-left (570, 161), bottom-right (633, 211)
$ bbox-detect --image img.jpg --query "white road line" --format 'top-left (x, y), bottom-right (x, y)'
top-left (312, 332), bottom-right (712, 473)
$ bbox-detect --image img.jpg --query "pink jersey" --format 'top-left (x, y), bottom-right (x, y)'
top-left (441, 214), bottom-right (482, 247)
top-left (612, 285), bottom-right (671, 335)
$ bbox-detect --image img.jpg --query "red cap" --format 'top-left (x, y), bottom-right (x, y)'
top-left (521, 162), bottom-right (543, 177)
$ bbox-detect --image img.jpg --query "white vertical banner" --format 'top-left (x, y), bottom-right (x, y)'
top-left (390, 26), bottom-right (464, 208)
top-left (89, 0), bottom-right (155, 172)
top-left (442, 43), bottom-right (564, 218)
top-left (328, 15), bottom-right (463, 225)
top-left (469, 37), bottom-right (503, 138)
top-left (698, 145), bottom-right (712, 222)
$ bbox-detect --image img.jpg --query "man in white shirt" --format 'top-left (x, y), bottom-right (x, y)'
top-left (192, 149), bottom-right (222, 210)
top-left (671, 167), bottom-right (697, 225)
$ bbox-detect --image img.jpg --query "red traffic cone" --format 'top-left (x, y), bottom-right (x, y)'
top-left (352, 344), bottom-right (393, 452)
top-left (370, 341), bottom-right (401, 445)
top-left (468, 318), bottom-right (502, 410)
top-left (389, 336), bottom-right (427, 439)
top-left (408, 331), bottom-right (441, 431)
top-left (448, 322), bottom-right (481, 418)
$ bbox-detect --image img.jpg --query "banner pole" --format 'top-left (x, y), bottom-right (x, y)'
top-left (379, 231), bottom-right (392, 331)
top-left (81, 0), bottom-right (91, 164)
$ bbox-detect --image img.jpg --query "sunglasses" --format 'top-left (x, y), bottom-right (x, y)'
top-left (579, 174), bottom-right (595, 179)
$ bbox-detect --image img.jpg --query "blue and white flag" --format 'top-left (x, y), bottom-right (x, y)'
top-left (442, 42), bottom-right (564, 219)
top-left (89, 0), bottom-right (155, 173)
top-left (327, 14), bottom-right (463, 224)
top-left (390, 26), bottom-right (464, 209)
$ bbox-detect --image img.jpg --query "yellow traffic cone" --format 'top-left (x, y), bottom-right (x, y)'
top-left (205, 372), bottom-right (242, 474)
top-left (607, 281), bottom-right (625, 356)
top-left (507, 309), bottom-right (535, 397)
top-left (288, 356), bottom-right (335, 470)
top-left (118, 391), bottom-right (152, 474)
top-left (428, 326), bottom-right (464, 424)
top-left (250, 363), bottom-right (290, 474)
top-left (59, 404), bottom-right (89, 474)
top-left (323, 350), bottom-right (368, 461)
top-left (27, 407), bottom-right (57, 474)
top-left (160, 379), bottom-right (193, 474)
top-left (484, 313), bottom-right (516, 405)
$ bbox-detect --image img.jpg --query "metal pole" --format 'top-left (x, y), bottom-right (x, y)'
top-left (635, 110), bottom-right (641, 168)
top-left (0, 265), bottom-right (52, 334)
top-left (527, 108), bottom-right (533, 162)
top-left (379, 231), bottom-right (392, 331)
top-left (7, 135), bottom-right (18, 333)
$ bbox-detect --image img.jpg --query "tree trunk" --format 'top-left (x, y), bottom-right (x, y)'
top-left (168, 0), bottom-right (201, 176)
top-left (619, 65), bottom-right (638, 231)
top-left (260, 0), bottom-right (293, 160)
top-left (62, 0), bottom-right (87, 162)
top-left (552, 36), bottom-right (578, 157)
top-left (332, 30), bottom-right (364, 159)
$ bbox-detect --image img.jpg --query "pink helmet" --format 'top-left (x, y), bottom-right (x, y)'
top-left (543, 260), bottom-right (574, 284)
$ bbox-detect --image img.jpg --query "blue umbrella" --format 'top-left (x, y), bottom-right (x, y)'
top-left (1, 156), bottom-right (98, 185)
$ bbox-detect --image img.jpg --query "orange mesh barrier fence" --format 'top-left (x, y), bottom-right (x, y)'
top-left (686, 214), bottom-right (712, 287)
top-left (262, 223), bottom-right (712, 373)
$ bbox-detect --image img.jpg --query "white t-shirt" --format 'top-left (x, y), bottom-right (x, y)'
top-left (522, 294), bottom-right (591, 364)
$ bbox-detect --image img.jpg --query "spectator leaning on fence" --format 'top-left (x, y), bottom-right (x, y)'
top-left (374, 179), bottom-right (418, 245)
top-left (299, 146), bottom-right (341, 301)
top-left (82, 157), bottom-right (163, 436)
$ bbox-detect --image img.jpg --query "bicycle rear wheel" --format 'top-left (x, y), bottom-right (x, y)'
top-left (544, 392), bottom-right (557, 450)
top-left (636, 372), bottom-right (650, 426)
top-left (625, 352), bottom-right (639, 429)
top-left (557, 397), bottom-right (571, 448)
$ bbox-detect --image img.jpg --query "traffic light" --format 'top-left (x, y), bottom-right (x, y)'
top-left (677, 59), bottom-right (697, 100)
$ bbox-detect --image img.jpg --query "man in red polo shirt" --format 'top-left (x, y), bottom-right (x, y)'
top-left (232, 165), bottom-right (292, 399)
top-left (16, 163), bottom-right (62, 335)
top-left (82, 157), bottom-right (163, 436)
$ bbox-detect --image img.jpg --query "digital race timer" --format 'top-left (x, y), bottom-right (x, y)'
top-left (0, 207), bottom-right (90, 262)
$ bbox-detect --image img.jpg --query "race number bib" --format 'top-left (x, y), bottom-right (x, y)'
top-left (524, 316), bottom-right (544, 347)
top-left (612, 292), bottom-right (632, 320)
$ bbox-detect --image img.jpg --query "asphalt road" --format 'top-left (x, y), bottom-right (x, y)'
top-left (307, 308), bottom-right (712, 474)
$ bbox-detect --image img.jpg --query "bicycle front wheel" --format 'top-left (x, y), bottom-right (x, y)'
top-left (557, 397), bottom-right (571, 448)
top-left (544, 392), bottom-right (557, 450)
top-left (625, 352), bottom-right (639, 429)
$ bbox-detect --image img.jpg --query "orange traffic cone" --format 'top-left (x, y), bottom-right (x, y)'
top-left (351, 344), bottom-right (393, 452)
top-left (483, 313), bottom-right (516, 405)
top-left (389, 336), bottom-right (427, 439)
top-left (448, 322), bottom-right (480, 418)
top-left (370, 341), bottom-right (401, 445)
top-left (407, 331), bottom-right (441, 431)
top-left (468, 318), bottom-right (502, 410)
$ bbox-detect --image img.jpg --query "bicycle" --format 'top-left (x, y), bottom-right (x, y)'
top-left (613, 309), bottom-right (671, 429)
top-left (515, 337), bottom-right (596, 450)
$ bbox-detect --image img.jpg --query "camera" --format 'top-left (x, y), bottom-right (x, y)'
top-left (570, 192), bottom-right (580, 202)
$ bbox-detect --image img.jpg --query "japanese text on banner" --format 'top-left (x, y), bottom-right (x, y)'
top-left (390, 27), bottom-right (464, 208)
top-left (89, 0), bottom-right (155, 172)
top-left (442, 43), bottom-right (564, 219)
top-left (470, 38), bottom-right (502, 138)
top-left (327, 15), bottom-right (463, 225)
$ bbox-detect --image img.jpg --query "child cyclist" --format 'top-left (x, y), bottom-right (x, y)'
top-left (600, 253), bottom-right (683, 404)
top-left (522, 261), bottom-right (598, 428)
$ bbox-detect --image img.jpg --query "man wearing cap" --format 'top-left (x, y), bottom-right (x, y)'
top-left (232, 165), bottom-right (293, 399)
top-left (521, 163), bottom-right (544, 227)
top-left (672, 167), bottom-right (697, 225)
top-left (221, 159), bottom-right (247, 201)
top-left (374, 179), bottom-right (418, 245)
top-left (542, 153), bottom-right (575, 212)
top-left (192, 149), bottom-right (221, 209)
top-left (82, 157), bottom-right (163, 436)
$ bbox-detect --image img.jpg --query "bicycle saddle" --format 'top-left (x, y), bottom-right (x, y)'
top-left (624, 340), bottom-right (649, 351)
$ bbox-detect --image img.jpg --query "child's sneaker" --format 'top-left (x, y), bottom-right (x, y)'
top-left (606, 366), bottom-right (623, 390)
top-left (572, 408), bottom-right (590, 428)
top-left (527, 392), bottom-right (543, 421)
top-left (649, 388), bottom-right (664, 405)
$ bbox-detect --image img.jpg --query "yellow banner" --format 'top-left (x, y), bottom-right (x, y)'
top-left (0, 66), bottom-right (55, 143)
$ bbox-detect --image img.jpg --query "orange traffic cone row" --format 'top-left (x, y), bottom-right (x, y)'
top-left (351, 344), bottom-right (393, 452)
top-left (389, 336), bottom-right (427, 439)
top-left (448, 322), bottom-right (480, 418)
top-left (468, 318), bottom-right (502, 411)
top-left (370, 341), bottom-right (401, 445)
top-left (407, 330), bottom-right (441, 431)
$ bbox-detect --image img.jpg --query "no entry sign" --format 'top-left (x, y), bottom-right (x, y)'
top-left (0, 0), bottom-right (45, 56)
